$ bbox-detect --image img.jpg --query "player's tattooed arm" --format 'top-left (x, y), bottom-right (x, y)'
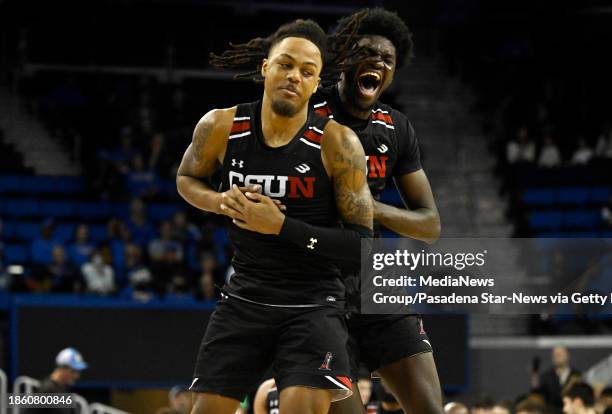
top-left (176, 108), bottom-right (232, 215)
top-left (325, 123), bottom-right (373, 230)
top-left (277, 122), bottom-right (373, 268)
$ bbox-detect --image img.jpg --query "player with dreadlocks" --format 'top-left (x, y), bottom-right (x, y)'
top-left (219, 8), bottom-right (444, 414)
top-left (315, 8), bottom-right (444, 414)
top-left (176, 17), bottom-right (374, 414)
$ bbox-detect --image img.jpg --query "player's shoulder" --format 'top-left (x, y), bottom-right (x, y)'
top-left (375, 101), bottom-right (416, 140)
top-left (376, 101), bottom-right (410, 125)
top-left (322, 119), bottom-right (362, 152)
top-left (196, 106), bottom-right (237, 132)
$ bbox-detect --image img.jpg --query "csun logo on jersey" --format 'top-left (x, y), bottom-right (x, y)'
top-left (366, 155), bottom-right (388, 178)
top-left (229, 171), bottom-right (316, 199)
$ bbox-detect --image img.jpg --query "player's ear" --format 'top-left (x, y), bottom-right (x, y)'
top-left (261, 59), bottom-right (269, 78)
top-left (313, 76), bottom-right (320, 94)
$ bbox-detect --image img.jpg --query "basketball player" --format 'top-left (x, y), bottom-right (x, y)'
top-left (176, 18), bottom-right (373, 414)
top-left (317, 9), bottom-right (443, 414)
top-left (220, 9), bottom-right (444, 414)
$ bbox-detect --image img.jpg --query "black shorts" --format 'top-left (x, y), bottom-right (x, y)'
top-left (190, 295), bottom-right (353, 402)
top-left (346, 313), bottom-right (433, 377)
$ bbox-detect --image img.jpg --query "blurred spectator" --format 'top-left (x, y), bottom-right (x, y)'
top-left (119, 243), bottom-right (156, 302)
top-left (515, 399), bottom-right (549, 414)
top-left (30, 220), bottom-right (58, 265)
top-left (0, 240), bottom-right (9, 290)
top-left (126, 152), bottom-right (159, 197)
top-left (507, 126), bottom-right (536, 164)
top-left (598, 387), bottom-right (612, 414)
top-left (68, 224), bottom-right (96, 266)
top-left (147, 132), bottom-right (174, 178)
top-left (156, 385), bottom-right (190, 414)
top-left (538, 135), bottom-right (562, 168)
top-left (196, 253), bottom-right (221, 302)
top-left (81, 250), bottom-right (116, 295)
top-left (601, 197), bottom-right (612, 228)
top-left (127, 198), bottom-right (156, 246)
top-left (595, 125), bottom-right (612, 159)
top-left (563, 382), bottom-right (595, 414)
top-left (172, 211), bottom-right (202, 246)
top-left (25, 347), bottom-right (87, 414)
top-left (94, 126), bottom-right (137, 196)
top-left (445, 402), bottom-right (469, 414)
top-left (30, 245), bottom-right (78, 293)
top-left (570, 138), bottom-right (594, 165)
top-left (196, 272), bottom-right (217, 303)
top-left (166, 271), bottom-right (192, 300)
top-left (472, 397), bottom-right (495, 414)
top-left (105, 218), bottom-right (132, 273)
top-left (535, 347), bottom-right (582, 410)
top-left (110, 126), bottom-right (137, 174)
top-left (123, 243), bottom-right (151, 284)
top-left (492, 404), bottom-right (512, 414)
top-left (149, 221), bottom-right (184, 290)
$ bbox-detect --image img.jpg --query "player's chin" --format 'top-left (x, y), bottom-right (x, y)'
top-left (271, 98), bottom-right (300, 117)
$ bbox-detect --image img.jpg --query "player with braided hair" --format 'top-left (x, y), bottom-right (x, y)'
top-left (177, 18), bottom-right (373, 414)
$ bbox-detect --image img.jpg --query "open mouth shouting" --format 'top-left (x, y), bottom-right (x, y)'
top-left (356, 70), bottom-right (382, 99)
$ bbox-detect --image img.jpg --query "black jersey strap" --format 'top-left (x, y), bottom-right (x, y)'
top-left (278, 217), bottom-right (373, 270)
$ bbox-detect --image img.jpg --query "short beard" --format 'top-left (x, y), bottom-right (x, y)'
top-left (271, 99), bottom-right (299, 117)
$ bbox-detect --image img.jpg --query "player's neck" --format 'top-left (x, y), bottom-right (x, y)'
top-left (337, 81), bottom-right (373, 120)
top-left (260, 97), bottom-right (308, 147)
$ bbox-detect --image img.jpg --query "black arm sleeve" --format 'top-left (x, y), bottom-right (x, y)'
top-left (278, 216), bottom-right (373, 268)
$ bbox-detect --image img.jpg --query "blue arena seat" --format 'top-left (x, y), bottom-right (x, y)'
top-left (563, 210), bottom-right (601, 228)
top-left (4, 244), bottom-right (29, 263)
top-left (2, 199), bottom-right (40, 217)
top-left (557, 187), bottom-right (589, 205)
top-left (15, 222), bottom-right (40, 240)
top-left (54, 223), bottom-right (76, 243)
top-left (149, 203), bottom-right (181, 221)
top-left (77, 201), bottom-right (112, 219)
top-left (0, 176), bottom-right (22, 193)
top-left (590, 187), bottom-right (611, 203)
top-left (528, 211), bottom-right (563, 229)
top-left (522, 188), bottom-right (555, 205)
top-left (1, 220), bottom-right (17, 239)
top-left (40, 200), bottom-right (76, 218)
top-left (89, 224), bottom-right (108, 243)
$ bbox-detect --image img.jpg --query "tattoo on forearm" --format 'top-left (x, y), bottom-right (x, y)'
top-left (333, 134), bottom-right (373, 229)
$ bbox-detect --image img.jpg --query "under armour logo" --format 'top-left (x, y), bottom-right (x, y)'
top-left (318, 352), bottom-right (333, 371)
top-left (307, 238), bottom-right (318, 250)
top-left (377, 144), bottom-right (388, 153)
top-left (295, 163), bottom-right (310, 173)
top-left (231, 159), bottom-right (244, 168)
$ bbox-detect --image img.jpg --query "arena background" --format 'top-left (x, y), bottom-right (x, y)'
top-left (0, 0), bottom-right (611, 412)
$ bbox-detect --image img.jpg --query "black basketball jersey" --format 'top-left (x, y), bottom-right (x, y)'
top-left (312, 85), bottom-right (421, 199)
top-left (220, 100), bottom-right (344, 305)
top-left (266, 386), bottom-right (279, 414)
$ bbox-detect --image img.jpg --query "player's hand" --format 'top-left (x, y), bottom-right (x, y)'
top-left (220, 184), bottom-right (285, 235)
top-left (219, 184), bottom-right (286, 215)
